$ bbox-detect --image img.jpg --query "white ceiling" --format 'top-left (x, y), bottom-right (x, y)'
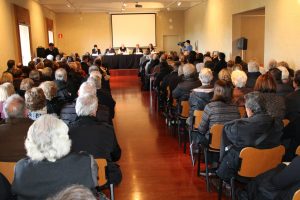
top-left (38, 0), bottom-right (206, 13)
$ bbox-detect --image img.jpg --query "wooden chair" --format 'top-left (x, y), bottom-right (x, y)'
top-left (293, 189), bottom-right (300, 200)
top-left (95, 159), bottom-right (115, 200)
top-left (218, 145), bottom-right (285, 200)
top-left (199, 124), bottom-right (223, 192)
top-left (165, 86), bottom-right (177, 130)
top-left (0, 162), bottom-right (16, 184)
top-left (296, 146), bottom-right (300, 156)
top-left (238, 106), bottom-right (246, 117)
top-left (188, 110), bottom-right (203, 166)
top-left (177, 101), bottom-right (190, 153)
top-left (282, 119), bottom-right (290, 127)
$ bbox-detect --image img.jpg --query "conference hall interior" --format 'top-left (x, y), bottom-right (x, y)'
top-left (1, 0), bottom-right (300, 199)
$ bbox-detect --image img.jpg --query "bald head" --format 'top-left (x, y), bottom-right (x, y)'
top-left (4, 94), bottom-right (26, 118)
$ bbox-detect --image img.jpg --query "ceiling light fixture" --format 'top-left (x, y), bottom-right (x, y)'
top-left (166, 7), bottom-right (170, 11)
top-left (66, 3), bottom-right (71, 8)
top-left (123, 2), bottom-right (127, 7)
top-left (121, 7), bottom-right (125, 11)
top-left (177, 1), bottom-right (182, 6)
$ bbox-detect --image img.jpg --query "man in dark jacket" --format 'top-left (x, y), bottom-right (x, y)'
top-left (216, 92), bottom-right (283, 182)
top-left (69, 94), bottom-right (121, 162)
top-left (246, 61), bottom-right (261, 88)
top-left (153, 54), bottom-right (172, 89)
top-left (172, 63), bottom-right (201, 102)
top-left (0, 94), bottom-right (33, 162)
top-left (214, 52), bottom-right (227, 77)
top-left (285, 70), bottom-right (300, 122)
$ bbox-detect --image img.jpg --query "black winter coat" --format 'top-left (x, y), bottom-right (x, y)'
top-left (172, 74), bottom-right (201, 101)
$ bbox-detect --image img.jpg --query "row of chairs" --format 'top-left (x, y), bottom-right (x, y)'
top-left (0, 159), bottom-right (115, 200)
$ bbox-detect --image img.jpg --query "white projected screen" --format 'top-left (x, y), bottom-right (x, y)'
top-left (111, 14), bottom-right (156, 48)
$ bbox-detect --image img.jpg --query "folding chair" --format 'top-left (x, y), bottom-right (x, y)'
top-left (199, 124), bottom-right (223, 192)
top-left (189, 110), bottom-right (203, 166)
top-left (293, 189), bottom-right (300, 200)
top-left (296, 146), bottom-right (300, 156)
top-left (0, 162), bottom-right (16, 184)
top-left (177, 100), bottom-right (190, 153)
top-left (282, 119), bottom-right (290, 127)
top-left (218, 145), bottom-right (285, 200)
top-left (96, 159), bottom-right (115, 200)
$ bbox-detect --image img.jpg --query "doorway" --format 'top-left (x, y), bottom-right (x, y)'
top-left (18, 24), bottom-right (32, 65)
top-left (232, 8), bottom-right (265, 65)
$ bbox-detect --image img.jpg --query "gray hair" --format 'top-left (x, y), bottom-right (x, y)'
top-left (0, 82), bottom-right (15, 102)
top-left (87, 75), bottom-right (102, 90)
top-left (29, 70), bottom-right (40, 81)
top-left (25, 114), bottom-right (71, 162)
top-left (41, 67), bottom-right (53, 78)
top-left (4, 94), bottom-right (26, 118)
top-left (231, 70), bottom-right (247, 88)
top-left (247, 61), bottom-right (259, 73)
top-left (199, 68), bottom-right (213, 85)
top-left (39, 81), bottom-right (57, 100)
top-left (78, 82), bottom-right (96, 96)
top-left (75, 94), bottom-right (98, 117)
top-left (20, 78), bottom-right (34, 91)
top-left (277, 66), bottom-right (289, 81)
top-left (48, 185), bottom-right (96, 200)
top-left (244, 91), bottom-right (266, 114)
top-left (267, 59), bottom-right (277, 71)
top-left (88, 65), bottom-right (99, 75)
top-left (183, 63), bottom-right (196, 77)
top-left (55, 68), bottom-right (67, 81)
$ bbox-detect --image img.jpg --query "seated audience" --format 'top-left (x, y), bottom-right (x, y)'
top-left (193, 80), bottom-right (240, 169)
top-left (218, 68), bottom-right (232, 84)
top-left (1, 72), bottom-right (13, 84)
top-left (153, 54), bottom-right (172, 89)
top-left (29, 70), bottom-right (41, 87)
top-left (81, 54), bottom-right (90, 76)
top-left (39, 81), bottom-right (64, 116)
top-left (266, 59), bottom-right (277, 72)
top-left (25, 87), bottom-right (47, 120)
top-left (246, 61), bottom-right (261, 88)
top-left (231, 69), bottom-right (251, 107)
top-left (216, 92), bottom-right (283, 182)
top-left (285, 70), bottom-right (300, 122)
top-left (0, 82), bottom-right (15, 119)
top-left (0, 172), bottom-right (12, 200)
top-left (214, 52), bottom-right (227, 78)
top-left (234, 56), bottom-right (247, 72)
top-left (94, 58), bottom-right (111, 92)
top-left (40, 67), bottom-right (53, 81)
top-left (269, 68), bottom-right (293, 96)
top-left (172, 63), bottom-right (201, 102)
top-left (188, 68), bottom-right (214, 125)
top-left (0, 94), bottom-right (33, 161)
top-left (55, 68), bottom-right (73, 102)
top-left (11, 115), bottom-right (98, 199)
top-left (254, 73), bottom-right (285, 120)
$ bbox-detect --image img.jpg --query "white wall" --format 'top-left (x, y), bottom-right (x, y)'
top-left (184, 0), bottom-right (300, 69)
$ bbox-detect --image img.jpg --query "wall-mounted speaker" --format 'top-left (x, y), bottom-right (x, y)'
top-left (237, 37), bottom-right (248, 50)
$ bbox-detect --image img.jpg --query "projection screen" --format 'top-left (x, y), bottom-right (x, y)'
top-left (111, 13), bottom-right (156, 48)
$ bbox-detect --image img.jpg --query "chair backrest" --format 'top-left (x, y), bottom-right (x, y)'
top-left (193, 110), bottom-right (203, 129)
top-left (0, 162), bottom-right (16, 184)
top-left (238, 106), bottom-right (246, 117)
top-left (293, 189), bottom-right (300, 200)
top-left (296, 146), bottom-right (300, 156)
top-left (95, 159), bottom-right (108, 186)
top-left (238, 145), bottom-right (285, 178)
top-left (180, 101), bottom-right (190, 118)
top-left (282, 119), bottom-right (290, 127)
top-left (166, 86), bottom-right (171, 99)
top-left (209, 124), bottom-right (224, 151)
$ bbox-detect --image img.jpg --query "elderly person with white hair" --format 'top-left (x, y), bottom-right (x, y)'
top-left (55, 68), bottom-right (73, 102)
top-left (188, 68), bottom-right (214, 125)
top-left (231, 69), bottom-right (251, 107)
top-left (246, 60), bottom-right (261, 88)
top-left (69, 94), bottom-right (122, 184)
top-left (87, 72), bottom-right (116, 120)
top-left (172, 63), bottom-right (201, 102)
top-left (11, 114), bottom-right (98, 199)
top-left (39, 81), bottom-right (64, 116)
top-left (94, 58), bottom-right (111, 92)
top-left (18, 78), bottom-right (34, 97)
top-left (29, 69), bottom-right (41, 86)
top-left (0, 94), bottom-right (33, 161)
top-left (0, 82), bottom-right (15, 120)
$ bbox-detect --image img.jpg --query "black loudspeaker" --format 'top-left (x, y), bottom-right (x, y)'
top-left (36, 47), bottom-right (45, 58)
top-left (237, 37), bottom-right (248, 50)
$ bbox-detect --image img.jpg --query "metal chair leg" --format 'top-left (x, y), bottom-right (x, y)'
top-left (204, 148), bottom-right (210, 192)
top-left (190, 141), bottom-right (195, 166)
top-left (183, 128), bottom-right (187, 154)
top-left (231, 177), bottom-right (235, 200)
top-left (110, 184), bottom-right (114, 200)
top-left (218, 179), bottom-right (223, 200)
top-left (177, 119), bottom-right (181, 147)
top-left (197, 144), bottom-right (201, 176)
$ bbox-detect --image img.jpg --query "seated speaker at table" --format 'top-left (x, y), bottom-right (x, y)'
top-left (105, 45), bottom-right (116, 55)
top-left (132, 44), bottom-right (143, 54)
top-left (147, 43), bottom-right (155, 53)
top-left (118, 44), bottom-right (128, 54)
top-left (92, 44), bottom-right (101, 56)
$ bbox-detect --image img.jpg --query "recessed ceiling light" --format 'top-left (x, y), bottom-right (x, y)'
top-left (166, 7), bottom-right (170, 11)
top-left (66, 3), bottom-right (71, 8)
top-left (123, 2), bottom-right (127, 7)
top-left (121, 7), bottom-right (125, 11)
top-left (177, 1), bottom-right (182, 6)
